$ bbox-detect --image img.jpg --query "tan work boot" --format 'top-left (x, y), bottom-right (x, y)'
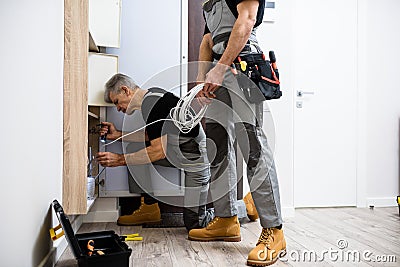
top-left (117, 198), bottom-right (161, 226)
top-left (247, 228), bottom-right (286, 266)
top-left (243, 192), bottom-right (259, 221)
top-left (188, 215), bottom-right (241, 242)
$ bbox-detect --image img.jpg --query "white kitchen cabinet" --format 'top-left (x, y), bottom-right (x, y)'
top-left (89, 0), bottom-right (121, 48)
top-left (103, 0), bottom-right (188, 197)
top-left (88, 52), bottom-right (118, 106)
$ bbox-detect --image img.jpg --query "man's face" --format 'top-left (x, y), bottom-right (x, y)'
top-left (109, 86), bottom-right (134, 115)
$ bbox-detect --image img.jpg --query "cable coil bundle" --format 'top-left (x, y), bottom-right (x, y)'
top-left (170, 83), bottom-right (207, 134)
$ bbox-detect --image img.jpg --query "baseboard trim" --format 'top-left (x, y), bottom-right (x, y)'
top-left (54, 238), bottom-right (68, 265)
top-left (37, 247), bottom-right (56, 267)
top-left (83, 210), bottom-right (119, 223)
top-left (282, 207), bottom-right (295, 218)
top-left (366, 197), bottom-right (398, 207)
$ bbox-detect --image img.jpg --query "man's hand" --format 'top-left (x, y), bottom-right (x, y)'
top-left (96, 152), bottom-right (126, 167)
top-left (100, 122), bottom-right (121, 141)
top-left (196, 63), bottom-right (229, 105)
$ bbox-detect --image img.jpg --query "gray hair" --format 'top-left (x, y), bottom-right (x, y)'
top-left (104, 73), bottom-right (139, 103)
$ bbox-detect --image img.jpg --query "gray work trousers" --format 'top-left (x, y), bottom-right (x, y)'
top-left (126, 129), bottom-right (211, 229)
top-left (205, 69), bottom-right (283, 228)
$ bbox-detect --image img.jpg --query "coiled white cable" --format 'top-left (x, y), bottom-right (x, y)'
top-left (104, 83), bottom-right (207, 146)
top-left (170, 83), bottom-right (208, 134)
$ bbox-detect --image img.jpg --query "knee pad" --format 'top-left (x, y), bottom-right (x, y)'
top-left (205, 123), bottom-right (229, 166)
top-left (238, 123), bottom-right (262, 169)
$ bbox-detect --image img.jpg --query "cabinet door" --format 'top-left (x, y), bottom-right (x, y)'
top-left (89, 0), bottom-right (121, 48)
top-left (88, 53), bottom-right (118, 106)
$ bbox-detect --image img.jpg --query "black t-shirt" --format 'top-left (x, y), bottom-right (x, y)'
top-left (203, 0), bottom-right (265, 35)
top-left (141, 88), bottom-right (200, 141)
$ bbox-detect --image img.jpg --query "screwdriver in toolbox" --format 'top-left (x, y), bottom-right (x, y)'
top-left (120, 233), bottom-right (143, 241)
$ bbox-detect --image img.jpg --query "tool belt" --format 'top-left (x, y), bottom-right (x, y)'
top-left (211, 32), bottom-right (282, 103)
top-left (233, 53), bottom-right (282, 103)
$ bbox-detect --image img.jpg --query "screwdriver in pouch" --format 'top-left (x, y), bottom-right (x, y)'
top-left (268, 51), bottom-right (280, 81)
top-left (269, 51), bottom-right (278, 70)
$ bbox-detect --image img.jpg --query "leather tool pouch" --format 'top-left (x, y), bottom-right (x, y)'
top-left (234, 53), bottom-right (282, 103)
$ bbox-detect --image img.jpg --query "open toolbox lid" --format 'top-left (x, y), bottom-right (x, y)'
top-left (52, 199), bottom-right (83, 258)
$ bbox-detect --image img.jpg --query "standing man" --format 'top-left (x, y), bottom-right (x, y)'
top-left (188, 0), bottom-right (286, 266)
top-left (97, 73), bottom-right (211, 231)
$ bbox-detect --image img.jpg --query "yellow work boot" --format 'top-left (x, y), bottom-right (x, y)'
top-left (188, 215), bottom-right (241, 242)
top-left (247, 228), bottom-right (286, 266)
top-left (243, 192), bottom-right (259, 221)
top-left (117, 198), bottom-right (161, 226)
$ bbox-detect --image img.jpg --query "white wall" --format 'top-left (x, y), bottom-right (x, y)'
top-left (0, 1), bottom-right (64, 266)
top-left (256, 0), bottom-right (400, 210)
top-left (359, 0), bottom-right (400, 206)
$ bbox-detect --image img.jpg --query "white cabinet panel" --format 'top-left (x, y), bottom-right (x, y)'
top-left (89, 0), bottom-right (121, 48)
top-left (88, 53), bottom-right (118, 106)
top-left (108, 0), bottom-right (182, 90)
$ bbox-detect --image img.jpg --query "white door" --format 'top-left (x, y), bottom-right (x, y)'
top-left (293, 0), bottom-right (357, 207)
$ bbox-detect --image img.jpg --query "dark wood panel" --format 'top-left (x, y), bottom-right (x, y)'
top-left (188, 0), bottom-right (205, 63)
top-left (188, 0), bottom-right (205, 87)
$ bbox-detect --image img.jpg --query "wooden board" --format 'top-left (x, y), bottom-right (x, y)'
top-left (63, 0), bottom-right (89, 214)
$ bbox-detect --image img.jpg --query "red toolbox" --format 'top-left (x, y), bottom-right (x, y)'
top-left (51, 200), bottom-right (132, 267)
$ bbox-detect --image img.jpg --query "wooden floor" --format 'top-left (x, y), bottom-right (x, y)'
top-left (56, 207), bottom-right (399, 267)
